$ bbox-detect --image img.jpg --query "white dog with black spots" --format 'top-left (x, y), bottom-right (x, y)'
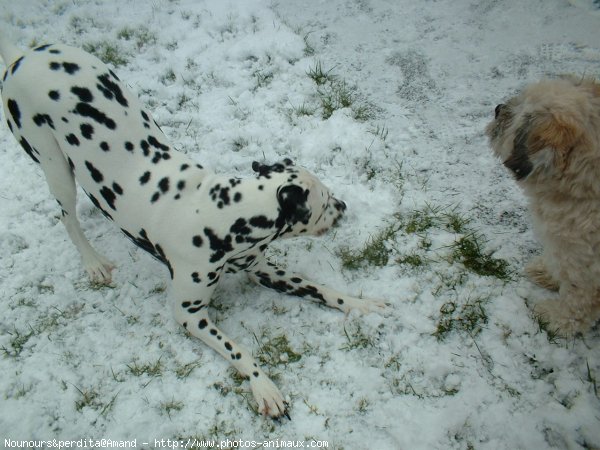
top-left (0, 36), bottom-right (386, 419)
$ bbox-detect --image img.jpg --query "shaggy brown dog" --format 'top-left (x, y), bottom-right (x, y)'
top-left (486, 76), bottom-right (600, 335)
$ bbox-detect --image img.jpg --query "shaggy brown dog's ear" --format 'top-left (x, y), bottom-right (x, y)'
top-left (507, 113), bottom-right (585, 178)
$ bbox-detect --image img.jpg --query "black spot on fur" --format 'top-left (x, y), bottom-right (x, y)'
top-left (34, 44), bottom-right (52, 52)
top-left (204, 228), bottom-right (233, 263)
top-left (74, 102), bottom-right (116, 129)
top-left (49, 62), bottom-right (61, 71)
top-left (192, 235), bottom-right (203, 247)
top-left (33, 114), bottom-right (55, 129)
top-left (120, 228), bottom-right (172, 276)
top-left (230, 218), bottom-right (251, 236)
top-left (19, 137), bottom-right (40, 163)
top-left (249, 215), bottom-right (275, 229)
top-left (158, 177), bottom-right (170, 193)
top-left (140, 140), bottom-right (150, 156)
top-left (10, 56), bottom-right (24, 75)
top-left (100, 141), bottom-right (110, 151)
top-left (97, 73), bottom-right (128, 107)
top-left (112, 182), bottom-right (123, 195)
top-left (100, 186), bottom-right (117, 210)
top-left (180, 164), bottom-right (190, 171)
top-left (139, 171), bottom-right (151, 185)
top-left (125, 141), bottom-right (134, 152)
top-left (80, 123), bottom-right (94, 139)
top-left (86, 191), bottom-right (113, 220)
top-left (48, 90), bottom-right (60, 101)
top-left (108, 69), bottom-right (120, 81)
top-left (71, 86), bottom-right (93, 103)
top-left (148, 135), bottom-right (169, 151)
top-left (224, 342), bottom-right (232, 351)
top-left (85, 161), bottom-right (104, 183)
top-left (62, 62), bottom-right (80, 74)
top-left (66, 134), bottom-right (80, 146)
top-left (199, 319), bottom-right (208, 329)
top-left (7, 99), bottom-right (21, 129)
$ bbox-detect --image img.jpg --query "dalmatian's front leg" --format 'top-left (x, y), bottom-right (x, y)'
top-left (170, 266), bottom-right (289, 419)
top-left (247, 256), bottom-right (387, 314)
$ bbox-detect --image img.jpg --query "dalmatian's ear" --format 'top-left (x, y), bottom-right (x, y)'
top-left (277, 184), bottom-right (311, 225)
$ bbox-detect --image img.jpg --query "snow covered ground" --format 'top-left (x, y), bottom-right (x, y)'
top-left (1, 0), bottom-right (599, 448)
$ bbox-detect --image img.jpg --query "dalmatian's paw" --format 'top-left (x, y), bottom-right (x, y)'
top-left (83, 253), bottom-right (115, 284)
top-left (250, 374), bottom-right (290, 420)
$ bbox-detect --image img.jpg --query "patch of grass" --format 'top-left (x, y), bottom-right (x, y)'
top-left (175, 361), bottom-right (201, 379)
top-left (289, 101), bottom-right (316, 118)
top-left (161, 399), bottom-right (184, 418)
top-left (586, 360), bottom-right (598, 397)
top-left (369, 124), bottom-right (389, 141)
top-left (252, 70), bottom-right (274, 90)
top-left (402, 206), bottom-right (440, 234)
top-left (443, 211), bottom-right (471, 234)
top-left (396, 253), bottom-right (425, 267)
top-left (340, 322), bottom-right (377, 350)
top-left (1, 326), bottom-right (35, 357)
top-left (307, 61), bottom-right (335, 85)
top-left (253, 331), bottom-right (301, 366)
top-left (231, 137), bottom-right (249, 152)
top-left (533, 313), bottom-right (563, 344)
top-left (82, 41), bottom-right (128, 67)
top-left (117, 26), bottom-right (157, 50)
top-left (73, 385), bottom-right (102, 412)
top-left (433, 296), bottom-right (490, 341)
top-left (161, 69), bottom-right (177, 85)
top-left (356, 397), bottom-right (370, 414)
top-left (127, 357), bottom-right (163, 377)
top-left (339, 221), bottom-right (401, 270)
top-left (451, 233), bottom-right (511, 280)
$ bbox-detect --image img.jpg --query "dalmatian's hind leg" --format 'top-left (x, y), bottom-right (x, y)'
top-left (171, 269), bottom-right (290, 419)
top-left (21, 132), bottom-right (114, 283)
top-left (247, 256), bottom-right (388, 315)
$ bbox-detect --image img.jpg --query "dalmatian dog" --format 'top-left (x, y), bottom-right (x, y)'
top-left (0, 36), bottom-right (386, 419)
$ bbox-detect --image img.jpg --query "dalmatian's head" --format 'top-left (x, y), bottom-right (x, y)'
top-left (252, 159), bottom-right (347, 238)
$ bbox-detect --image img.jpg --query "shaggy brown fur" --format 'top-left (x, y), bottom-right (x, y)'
top-left (486, 76), bottom-right (600, 335)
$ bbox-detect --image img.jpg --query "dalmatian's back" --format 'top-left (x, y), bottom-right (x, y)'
top-left (2, 43), bottom-right (205, 233)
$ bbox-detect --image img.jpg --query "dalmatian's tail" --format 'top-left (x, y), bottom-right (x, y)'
top-left (0, 34), bottom-right (23, 66)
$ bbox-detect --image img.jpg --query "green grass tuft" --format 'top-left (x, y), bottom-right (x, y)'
top-left (433, 297), bottom-right (489, 340)
top-left (126, 357), bottom-right (163, 377)
top-left (83, 41), bottom-right (128, 67)
top-left (451, 233), bottom-right (511, 280)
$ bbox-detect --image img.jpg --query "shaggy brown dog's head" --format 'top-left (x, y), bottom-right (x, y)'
top-left (486, 77), bottom-right (600, 196)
